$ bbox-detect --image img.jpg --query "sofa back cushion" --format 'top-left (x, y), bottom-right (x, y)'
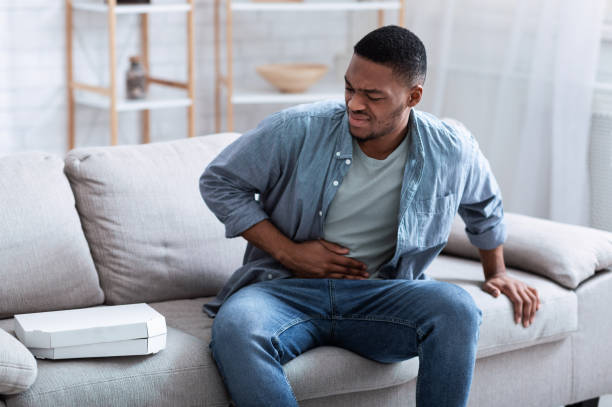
top-left (443, 213), bottom-right (612, 288)
top-left (64, 133), bottom-right (247, 305)
top-left (0, 153), bottom-right (104, 318)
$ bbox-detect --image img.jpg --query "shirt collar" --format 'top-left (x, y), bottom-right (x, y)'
top-left (333, 109), bottom-right (354, 160)
top-left (336, 108), bottom-right (423, 161)
top-left (407, 109), bottom-right (424, 162)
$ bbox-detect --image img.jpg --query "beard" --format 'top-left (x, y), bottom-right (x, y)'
top-left (347, 104), bottom-right (407, 142)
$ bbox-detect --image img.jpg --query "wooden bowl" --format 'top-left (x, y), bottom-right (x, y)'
top-left (256, 63), bottom-right (329, 93)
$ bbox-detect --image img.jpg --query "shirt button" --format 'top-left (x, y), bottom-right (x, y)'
top-left (335, 151), bottom-right (341, 157)
top-left (345, 159), bottom-right (351, 165)
top-left (318, 211), bottom-right (323, 217)
top-left (333, 180), bottom-right (339, 186)
top-left (267, 273), bottom-right (273, 280)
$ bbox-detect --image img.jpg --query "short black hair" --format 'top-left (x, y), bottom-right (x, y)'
top-left (354, 25), bottom-right (427, 86)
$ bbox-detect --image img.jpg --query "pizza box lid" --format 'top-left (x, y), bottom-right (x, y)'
top-left (14, 303), bottom-right (166, 349)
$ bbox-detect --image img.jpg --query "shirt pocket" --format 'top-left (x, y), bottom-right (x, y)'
top-left (413, 194), bottom-right (456, 247)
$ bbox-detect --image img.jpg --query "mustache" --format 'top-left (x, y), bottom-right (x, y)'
top-left (346, 108), bottom-right (370, 119)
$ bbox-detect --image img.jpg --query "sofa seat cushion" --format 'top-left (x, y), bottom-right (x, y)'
top-left (0, 153), bottom-right (104, 318)
top-left (150, 298), bottom-right (420, 402)
top-left (427, 255), bottom-right (578, 358)
top-left (64, 133), bottom-right (247, 305)
top-left (2, 326), bottom-right (228, 407)
top-left (0, 329), bottom-right (37, 395)
top-left (149, 297), bottom-right (215, 342)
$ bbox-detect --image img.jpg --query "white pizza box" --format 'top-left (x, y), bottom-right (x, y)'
top-left (28, 333), bottom-right (167, 360)
top-left (14, 303), bottom-right (166, 349)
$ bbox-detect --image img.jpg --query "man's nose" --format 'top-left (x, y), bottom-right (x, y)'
top-left (347, 93), bottom-right (366, 112)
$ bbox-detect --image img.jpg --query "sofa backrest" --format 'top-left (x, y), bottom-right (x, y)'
top-left (0, 152), bottom-right (105, 319)
top-left (63, 133), bottom-right (247, 305)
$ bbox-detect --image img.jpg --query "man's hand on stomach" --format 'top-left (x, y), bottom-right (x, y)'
top-left (242, 219), bottom-right (368, 280)
top-left (279, 239), bottom-right (369, 280)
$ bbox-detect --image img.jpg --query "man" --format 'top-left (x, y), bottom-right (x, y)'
top-left (200, 25), bottom-right (540, 407)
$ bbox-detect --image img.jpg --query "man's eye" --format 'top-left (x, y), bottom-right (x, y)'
top-left (345, 87), bottom-right (354, 93)
top-left (368, 96), bottom-right (383, 101)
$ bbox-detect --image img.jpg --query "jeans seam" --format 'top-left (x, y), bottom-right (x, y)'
top-left (272, 317), bottom-right (317, 337)
top-left (280, 363), bottom-right (299, 405)
top-left (416, 340), bottom-right (424, 402)
top-left (338, 315), bottom-right (422, 336)
top-left (328, 279), bottom-right (336, 340)
top-left (271, 321), bottom-right (315, 406)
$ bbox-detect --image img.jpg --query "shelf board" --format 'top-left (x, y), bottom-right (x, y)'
top-left (75, 92), bottom-right (192, 111)
top-left (231, 1), bottom-right (401, 12)
top-left (71, 2), bottom-right (192, 14)
top-left (232, 87), bottom-right (343, 104)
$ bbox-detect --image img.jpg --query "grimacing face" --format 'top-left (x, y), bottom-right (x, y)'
top-left (344, 54), bottom-right (419, 142)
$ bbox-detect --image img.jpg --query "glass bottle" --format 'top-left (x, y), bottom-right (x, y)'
top-left (126, 56), bottom-right (147, 100)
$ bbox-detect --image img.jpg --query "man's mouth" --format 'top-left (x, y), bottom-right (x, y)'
top-left (349, 112), bottom-right (370, 127)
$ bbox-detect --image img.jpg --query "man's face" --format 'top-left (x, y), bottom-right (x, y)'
top-left (344, 54), bottom-right (414, 141)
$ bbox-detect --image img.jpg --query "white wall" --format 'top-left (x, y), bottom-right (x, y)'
top-left (2, 1), bottom-right (611, 154)
top-left (0, 0), bottom-right (389, 155)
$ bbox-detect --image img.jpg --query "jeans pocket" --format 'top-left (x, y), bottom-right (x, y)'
top-left (414, 194), bottom-right (456, 247)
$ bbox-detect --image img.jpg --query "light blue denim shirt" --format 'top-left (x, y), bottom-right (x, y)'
top-left (200, 100), bottom-right (506, 317)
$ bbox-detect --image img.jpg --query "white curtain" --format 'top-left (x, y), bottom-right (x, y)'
top-left (404, 0), bottom-right (606, 226)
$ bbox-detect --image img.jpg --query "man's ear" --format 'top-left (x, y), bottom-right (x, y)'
top-left (407, 85), bottom-right (423, 108)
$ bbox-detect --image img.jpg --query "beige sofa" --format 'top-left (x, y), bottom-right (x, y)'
top-left (1, 133), bottom-right (611, 407)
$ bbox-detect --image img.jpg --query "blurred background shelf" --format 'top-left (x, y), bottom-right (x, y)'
top-left (215, 0), bottom-right (405, 132)
top-left (74, 87), bottom-right (193, 111)
top-left (232, 85), bottom-right (343, 105)
top-left (231, 2), bottom-right (401, 12)
top-left (71, 2), bottom-right (191, 14)
top-left (66, 0), bottom-right (195, 148)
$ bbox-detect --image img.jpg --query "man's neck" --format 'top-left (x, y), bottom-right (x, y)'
top-left (358, 118), bottom-right (411, 160)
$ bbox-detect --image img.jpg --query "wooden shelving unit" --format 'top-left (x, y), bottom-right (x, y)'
top-left (214, 0), bottom-right (406, 132)
top-left (65, 0), bottom-right (196, 149)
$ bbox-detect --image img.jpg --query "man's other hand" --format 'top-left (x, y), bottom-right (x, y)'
top-left (482, 274), bottom-right (541, 328)
top-left (279, 239), bottom-right (369, 280)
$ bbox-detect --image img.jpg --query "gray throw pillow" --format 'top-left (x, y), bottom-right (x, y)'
top-left (0, 328), bottom-right (37, 395)
top-left (443, 213), bottom-right (612, 288)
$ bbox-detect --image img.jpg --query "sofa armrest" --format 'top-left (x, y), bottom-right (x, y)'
top-left (442, 212), bottom-right (612, 289)
top-left (0, 328), bottom-right (37, 395)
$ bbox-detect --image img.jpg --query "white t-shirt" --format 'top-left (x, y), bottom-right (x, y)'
top-left (323, 134), bottom-right (409, 278)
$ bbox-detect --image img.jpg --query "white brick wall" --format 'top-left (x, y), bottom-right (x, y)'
top-left (1, 0), bottom-right (612, 157)
top-left (1, 0), bottom-right (376, 155)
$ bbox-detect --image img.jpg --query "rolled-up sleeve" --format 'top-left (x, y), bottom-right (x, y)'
top-left (199, 113), bottom-right (285, 238)
top-left (458, 135), bottom-right (507, 250)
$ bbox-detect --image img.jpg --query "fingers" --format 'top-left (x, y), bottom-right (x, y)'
top-left (326, 263), bottom-right (368, 278)
top-left (503, 285), bottom-right (524, 325)
top-left (518, 289), bottom-right (533, 328)
top-left (291, 239), bottom-right (368, 279)
top-left (327, 273), bottom-right (367, 280)
top-left (502, 284), bottom-right (538, 328)
top-left (318, 240), bottom-right (368, 277)
top-left (482, 281), bottom-right (500, 297)
top-left (529, 286), bottom-right (541, 310)
top-left (334, 256), bottom-right (368, 273)
top-left (524, 287), bottom-right (538, 325)
top-left (318, 239), bottom-right (350, 255)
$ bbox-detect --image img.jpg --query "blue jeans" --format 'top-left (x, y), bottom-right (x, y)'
top-left (210, 278), bottom-right (482, 407)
